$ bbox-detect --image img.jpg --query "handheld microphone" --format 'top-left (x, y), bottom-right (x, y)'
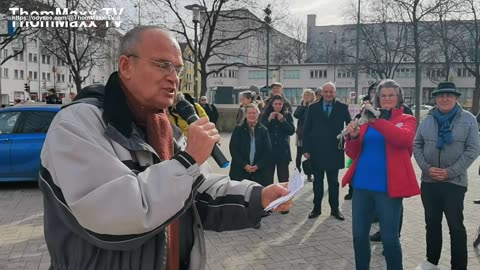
top-left (336, 103), bottom-right (381, 139)
top-left (175, 96), bottom-right (230, 168)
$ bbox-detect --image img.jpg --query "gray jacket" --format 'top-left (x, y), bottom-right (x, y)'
top-left (414, 105), bottom-right (480, 187)
top-left (39, 73), bottom-right (264, 270)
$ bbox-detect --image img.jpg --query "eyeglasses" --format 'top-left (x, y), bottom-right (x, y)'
top-left (128, 54), bottom-right (184, 79)
top-left (380, 94), bottom-right (398, 100)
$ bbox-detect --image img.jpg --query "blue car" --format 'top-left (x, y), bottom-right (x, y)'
top-left (0, 104), bottom-right (61, 182)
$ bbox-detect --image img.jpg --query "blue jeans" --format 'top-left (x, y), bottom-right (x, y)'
top-left (352, 189), bottom-right (403, 270)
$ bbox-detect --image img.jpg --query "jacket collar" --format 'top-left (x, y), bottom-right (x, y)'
top-left (103, 72), bottom-right (135, 138)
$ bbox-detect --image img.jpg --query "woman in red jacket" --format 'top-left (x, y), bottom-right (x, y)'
top-left (342, 79), bottom-right (420, 270)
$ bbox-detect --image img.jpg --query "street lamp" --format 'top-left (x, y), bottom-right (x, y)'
top-left (185, 4), bottom-right (207, 102)
top-left (134, 1), bottom-right (141, 25)
top-left (264, 5), bottom-right (272, 89)
top-left (328, 31), bottom-right (337, 82)
top-left (353, 0), bottom-right (361, 104)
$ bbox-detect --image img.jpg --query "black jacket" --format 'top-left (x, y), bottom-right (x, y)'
top-left (201, 103), bottom-right (218, 124)
top-left (229, 122), bottom-right (271, 185)
top-left (261, 112), bottom-right (295, 162)
top-left (293, 102), bottom-right (309, 140)
top-left (303, 99), bottom-right (352, 169)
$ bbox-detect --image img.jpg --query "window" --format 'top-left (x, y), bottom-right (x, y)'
top-left (14, 70), bottom-right (18, 79)
top-left (396, 68), bottom-right (415, 78)
top-left (17, 111), bottom-right (57, 134)
top-left (57, 73), bottom-right (61, 82)
top-left (337, 70), bottom-right (355, 78)
top-left (283, 70), bottom-right (300, 80)
top-left (19, 70), bottom-right (24, 79)
top-left (29, 53), bottom-right (33, 62)
top-left (42, 72), bottom-right (46, 81)
top-left (456, 68), bottom-right (472, 77)
top-left (248, 70), bottom-right (272, 80)
top-left (69, 75), bottom-right (72, 83)
top-left (47, 55), bottom-right (51, 64)
top-left (310, 69), bottom-right (328, 78)
top-left (47, 73), bottom-right (51, 81)
top-left (3, 68), bottom-right (8, 78)
top-left (29, 71), bottom-right (33, 79)
top-left (426, 68), bottom-right (446, 78)
top-left (33, 71), bottom-right (38, 80)
top-left (61, 74), bottom-right (65, 82)
top-left (42, 54), bottom-right (46, 64)
top-left (0, 112), bottom-right (20, 134)
top-left (33, 53), bottom-right (37, 63)
top-left (13, 50), bottom-right (23, 61)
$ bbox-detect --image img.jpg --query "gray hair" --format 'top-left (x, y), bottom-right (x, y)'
top-left (321, 82), bottom-right (336, 91)
top-left (119, 26), bottom-right (170, 57)
top-left (240, 90), bottom-right (255, 100)
top-left (374, 79), bottom-right (404, 108)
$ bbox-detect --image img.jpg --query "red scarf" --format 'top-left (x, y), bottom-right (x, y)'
top-left (123, 88), bottom-right (179, 270)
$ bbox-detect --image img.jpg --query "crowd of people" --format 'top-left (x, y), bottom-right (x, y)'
top-left (228, 79), bottom-right (480, 270)
top-left (38, 26), bottom-right (480, 270)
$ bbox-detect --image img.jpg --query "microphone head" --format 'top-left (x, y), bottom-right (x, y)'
top-left (175, 95), bottom-right (197, 124)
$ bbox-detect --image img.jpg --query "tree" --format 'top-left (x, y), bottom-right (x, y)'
top-left (38, 0), bottom-right (109, 93)
top-left (423, 1), bottom-right (462, 85)
top-left (0, 0), bottom-right (41, 97)
top-left (154, 0), bottom-right (288, 99)
top-left (274, 19), bottom-right (307, 64)
top-left (448, 0), bottom-right (480, 114)
top-left (393, 0), bottom-right (445, 125)
top-left (347, 0), bottom-right (409, 80)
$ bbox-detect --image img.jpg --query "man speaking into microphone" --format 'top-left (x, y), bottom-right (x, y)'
top-left (39, 26), bottom-right (291, 270)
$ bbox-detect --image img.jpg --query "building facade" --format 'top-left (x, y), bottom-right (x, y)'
top-left (0, 28), bottom-right (123, 103)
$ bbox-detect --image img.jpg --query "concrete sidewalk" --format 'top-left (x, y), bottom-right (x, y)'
top-left (0, 132), bottom-right (479, 270)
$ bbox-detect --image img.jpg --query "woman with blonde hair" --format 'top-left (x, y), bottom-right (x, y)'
top-left (229, 103), bottom-right (271, 186)
top-left (294, 88), bottom-right (316, 181)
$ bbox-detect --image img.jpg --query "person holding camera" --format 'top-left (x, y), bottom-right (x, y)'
top-left (261, 95), bottom-right (295, 213)
top-left (342, 79), bottom-right (420, 270)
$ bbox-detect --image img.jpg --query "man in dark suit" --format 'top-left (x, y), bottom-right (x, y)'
top-left (303, 82), bottom-right (352, 220)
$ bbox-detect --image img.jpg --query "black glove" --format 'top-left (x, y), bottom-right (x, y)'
top-left (379, 109), bottom-right (392, 120)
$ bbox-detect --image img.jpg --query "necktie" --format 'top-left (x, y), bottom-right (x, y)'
top-left (325, 104), bottom-right (330, 117)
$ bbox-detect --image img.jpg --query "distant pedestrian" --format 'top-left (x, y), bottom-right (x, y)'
top-left (229, 103), bottom-right (271, 186)
top-left (303, 82), bottom-right (351, 221)
top-left (45, 89), bottom-right (62, 104)
top-left (199, 96), bottom-right (218, 124)
top-left (294, 88), bottom-right (315, 181)
top-left (261, 95), bottom-right (295, 211)
top-left (236, 91), bottom-right (255, 125)
top-left (263, 82), bottom-right (292, 114)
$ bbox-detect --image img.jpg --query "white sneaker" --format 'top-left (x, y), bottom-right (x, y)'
top-left (416, 261), bottom-right (440, 270)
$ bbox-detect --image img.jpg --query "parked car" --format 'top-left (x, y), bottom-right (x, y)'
top-left (0, 104), bottom-right (61, 182)
top-left (411, 105), bottom-right (433, 120)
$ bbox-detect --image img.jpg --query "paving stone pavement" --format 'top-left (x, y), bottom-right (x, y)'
top-left (1, 132), bottom-right (480, 270)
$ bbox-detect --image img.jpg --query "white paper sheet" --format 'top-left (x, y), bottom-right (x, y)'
top-left (264, 168), bottom-right (304, 211)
